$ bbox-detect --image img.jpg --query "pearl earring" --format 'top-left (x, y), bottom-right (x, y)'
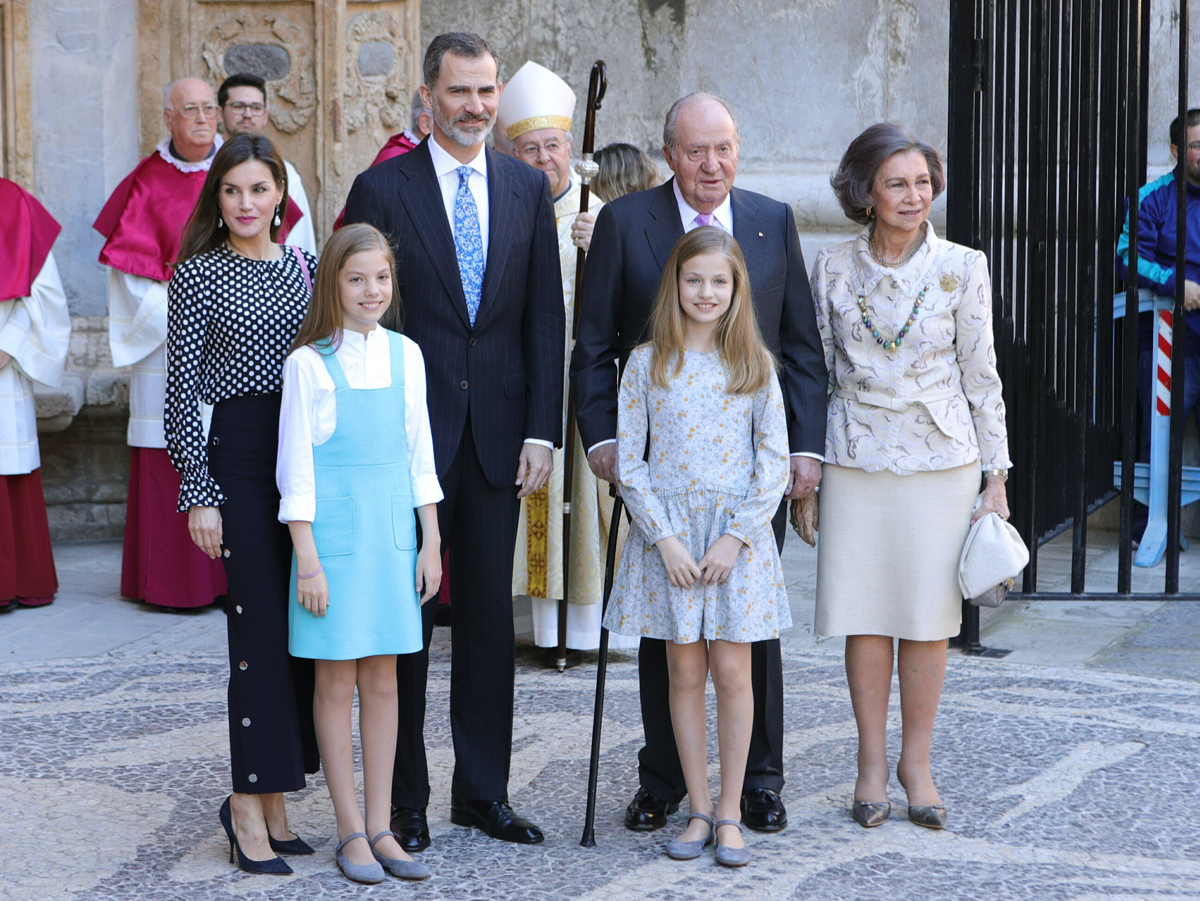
top-left (218, 217), bottom-right (224, 229)
top-left (273, 206), bottom-right (281, 227)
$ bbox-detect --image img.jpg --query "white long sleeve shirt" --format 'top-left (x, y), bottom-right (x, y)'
top-left (0, 252), bottom-right (71, 474)
top-left (277, 327), bottom-right (443, 522)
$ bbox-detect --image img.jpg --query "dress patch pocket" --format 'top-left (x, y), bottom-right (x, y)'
top-left (315, 496), bottom-right (355, 556)
top-left (392, 492), bottom-right (417, 550)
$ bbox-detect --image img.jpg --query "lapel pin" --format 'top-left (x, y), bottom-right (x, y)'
top-left (758, 231), bottom-right (764, 237)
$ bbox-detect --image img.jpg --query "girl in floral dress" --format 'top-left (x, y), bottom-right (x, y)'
top-left (603, 227), bottom-right (791, 868)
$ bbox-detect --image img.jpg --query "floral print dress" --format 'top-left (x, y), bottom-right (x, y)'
top-left (602, 346), bottom-right (792, 643)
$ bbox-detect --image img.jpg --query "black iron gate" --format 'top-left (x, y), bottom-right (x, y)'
top-left (946, 0), bottom-right (1199, 649)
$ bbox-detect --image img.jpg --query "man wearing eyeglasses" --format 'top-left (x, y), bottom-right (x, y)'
top-left (93, 77), bottom-right (230, 610)
top-left (217, 73), bottom-right (317, 256)
top-left (1116, 109), bottom-right (1200, 543)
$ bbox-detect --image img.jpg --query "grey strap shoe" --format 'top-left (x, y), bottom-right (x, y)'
top-left (334, 832), bottom-right (385, 884)
top-left (369, 830), bottom-right (431, 880)
top-left (665, 811), bottom-right (715, 860)
top-left (714, 819), bottom-right (751, 867)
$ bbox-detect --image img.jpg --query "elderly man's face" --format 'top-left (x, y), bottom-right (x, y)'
top-left (221, 85), bottom-right (269, 137)
top-left (663, 99), bottom-right (739, 213)
top-left (164, 79), bottom-right (218, 160)
top-left (420, 51), bottom-right (500, 149)
top-left (512, 127), bottom-right (573, 198)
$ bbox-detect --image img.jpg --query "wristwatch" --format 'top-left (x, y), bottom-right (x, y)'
top-left (986, 468), bottom-right (1009, 482)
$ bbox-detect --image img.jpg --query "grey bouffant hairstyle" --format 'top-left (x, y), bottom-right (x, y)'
top-left (830, 123), bottom-right (945, 226)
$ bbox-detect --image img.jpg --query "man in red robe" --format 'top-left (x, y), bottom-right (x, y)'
top-left (0, 180), bottom-right (70, 612)
top-left (95, 78), bottom-right (303, 609)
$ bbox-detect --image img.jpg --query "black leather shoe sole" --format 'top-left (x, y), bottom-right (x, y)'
top-left (449, 807), bottom-right (545, 844)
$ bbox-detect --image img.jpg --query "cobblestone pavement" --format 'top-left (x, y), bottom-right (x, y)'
top-left (2, 534), bottom-right (1199, 900)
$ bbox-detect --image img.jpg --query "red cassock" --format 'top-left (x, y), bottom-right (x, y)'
top-left (0, 180), bottom-right (62, 606)
top-left (95, 149), bottom-right (303, 609)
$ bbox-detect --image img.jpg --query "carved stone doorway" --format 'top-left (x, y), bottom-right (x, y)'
top-left (139, 0), bottom-right (419, 242)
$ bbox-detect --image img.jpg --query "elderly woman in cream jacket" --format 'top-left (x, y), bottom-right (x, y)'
top-left (809, 123), bottom-right (1010, 831)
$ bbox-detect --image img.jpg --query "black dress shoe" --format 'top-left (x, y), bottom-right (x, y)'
top-left (449, 797), bottom-right (544, 844)
top-left (0, 599), bottom-right (16, 613)
top-left (390, 806), bottom-right (431, 853)
top-left (624, 787), bottom-right (680, 832)
top-left (741, 788), bottom-right (788, 832)
top-left (268, 833), bottom-right (315, 855)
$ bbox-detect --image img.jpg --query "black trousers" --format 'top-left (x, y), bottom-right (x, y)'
top-left (210, 394), bottom-right (319, 794)
top-left (393, 417), bottom-right (521, 807)
top-left (636, 501), bottom-right (788, 803)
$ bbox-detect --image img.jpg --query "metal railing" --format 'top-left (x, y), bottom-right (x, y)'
top-left (946, 0), bottom-right (1198, 654)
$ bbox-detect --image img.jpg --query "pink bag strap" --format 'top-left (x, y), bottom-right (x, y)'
top-left (290, 245), bottom-right (312, 294)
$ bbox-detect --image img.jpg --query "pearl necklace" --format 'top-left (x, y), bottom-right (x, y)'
top-left (858, 285), bottom-right (929, 352)
top-left (869, 230), bottom-right (925, 268)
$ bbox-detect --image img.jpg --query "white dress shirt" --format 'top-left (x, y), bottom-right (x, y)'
top-left (277, 327), bottom-right (444, 522)
top-left (426, 135), bottom-right (490, 259)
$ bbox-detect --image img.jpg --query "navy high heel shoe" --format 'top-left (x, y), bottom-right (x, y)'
top-left (218, 796), bottom-right (293, 875)
top-left (269, 833), bottom-right (315, 855)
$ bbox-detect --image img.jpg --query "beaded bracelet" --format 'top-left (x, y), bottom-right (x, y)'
top-left (298, 565), bottom-right (324, 580)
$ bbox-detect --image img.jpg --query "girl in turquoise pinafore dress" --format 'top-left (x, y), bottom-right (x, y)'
top-left (277, 224), bottom-right (442, 885)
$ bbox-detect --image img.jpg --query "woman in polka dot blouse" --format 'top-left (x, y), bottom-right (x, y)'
top-left (165, 134), bottom-right (319, 875)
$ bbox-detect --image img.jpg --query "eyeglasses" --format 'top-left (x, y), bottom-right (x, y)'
top-left (516, 141), bottom-right (564, 159)
top-left (1187, 141), bottom-right (1200, 154)
top-left (174, 104), bottom-right (219, 120)
top-left (226, 101), bottom-right (267, 116)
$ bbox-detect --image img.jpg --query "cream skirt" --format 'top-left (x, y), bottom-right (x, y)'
top-left (814, 462), bottom-right (981, 641)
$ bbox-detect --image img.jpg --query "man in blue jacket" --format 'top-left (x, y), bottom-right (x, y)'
top-left (1116, 109), bottom-right (1200, 536)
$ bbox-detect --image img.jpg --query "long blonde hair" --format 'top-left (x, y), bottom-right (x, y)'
top-left (645, 227), bottom-right (774, 394)
top-left (290, 224), bottom-right (399, 353)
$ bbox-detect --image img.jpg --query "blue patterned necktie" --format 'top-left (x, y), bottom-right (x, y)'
top-left (453, 166), bottom-right (484, 326)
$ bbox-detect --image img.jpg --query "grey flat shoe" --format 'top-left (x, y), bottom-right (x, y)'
top-left (851, 800), bottom-right (891, 828)
top-left (334, 833), bottom-right (385, 884)
top-left (369, 830), bottom-right (430, 880)
top-left (665, 811), bottom-right (714, 860)
top-left (907, 804), bottom-right (947, 830)
top-left (713, 819), bottom-right (751, 867)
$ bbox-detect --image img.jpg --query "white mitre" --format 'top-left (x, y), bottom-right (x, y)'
top-left (498, 60), bottom-right (576, 141)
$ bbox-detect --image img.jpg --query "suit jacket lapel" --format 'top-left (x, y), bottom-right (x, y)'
top-left (478, 148), bottom-right (518, 326)
top-left (398, 142), bottom-right (473, 329)
top-left (729, 188), bottom-right (768, 284)
top-left (646, 180), bottom-right (685, 271)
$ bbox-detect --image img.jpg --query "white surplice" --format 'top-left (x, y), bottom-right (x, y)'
top-left (0, 252), bottom-right (71, 475)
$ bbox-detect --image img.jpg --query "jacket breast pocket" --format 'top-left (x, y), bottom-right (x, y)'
top-left (315, 496), bottom-right (355, 556)
top-left (392, 492), bottom-right (418, 550)
top-left (502, 373), bottom-right (526, 399)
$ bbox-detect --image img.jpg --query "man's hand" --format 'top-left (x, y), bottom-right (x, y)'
top-left (188, 505), bottom-right (223, 559)
top-left (1185, 280), bottom-right (1200, 311)
top-left (515, 443), bottom-right (553, 498)
top-left (587, 443), bottom-right (618, 484)
top-left (785, 455), bottom-right (822, 500)
top-left (571, 212), bottom-right (596, 252)
top-left (0, 351), bottom-right (11, 371)
top-left (655, 535), bottom-right (702, 589)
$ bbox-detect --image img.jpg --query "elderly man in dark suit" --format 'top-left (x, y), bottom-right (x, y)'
top-left (571, 92), bottom-right (827, 834)
top-left (343, 32), bottom-right (564, 849)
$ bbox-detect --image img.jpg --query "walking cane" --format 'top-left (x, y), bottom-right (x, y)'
top-left (581, 485), bottom-right (622, 848)
top-left (556, 60), bottom-right (608, 672)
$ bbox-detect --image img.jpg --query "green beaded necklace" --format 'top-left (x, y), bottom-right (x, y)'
top-left (857, 285), bottom-right (929, 352)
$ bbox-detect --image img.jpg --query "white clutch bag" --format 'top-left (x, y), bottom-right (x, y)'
top-left (957, 503), bottom-right (1029, 608)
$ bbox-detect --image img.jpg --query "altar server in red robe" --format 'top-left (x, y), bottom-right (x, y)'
top-left (0, 179), bottom-right (71, 611)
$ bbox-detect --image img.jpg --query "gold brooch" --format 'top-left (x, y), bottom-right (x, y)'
top-left (940, 273), bottom-right (959, 292)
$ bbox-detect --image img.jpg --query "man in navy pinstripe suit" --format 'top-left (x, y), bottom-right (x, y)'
top-left (343, 32), bottom-right (564, 849)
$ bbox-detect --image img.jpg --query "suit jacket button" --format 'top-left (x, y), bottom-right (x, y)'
top-left (460, 380), bottom-right (469, 389)
top-left (469, 338), bottom-right (477, 346)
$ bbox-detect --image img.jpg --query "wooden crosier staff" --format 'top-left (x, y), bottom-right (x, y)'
top-left (556, 60), bottom-right (608, 673)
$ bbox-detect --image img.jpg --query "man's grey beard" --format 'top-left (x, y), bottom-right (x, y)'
top-left (432, 99), bottom-right (494, 147)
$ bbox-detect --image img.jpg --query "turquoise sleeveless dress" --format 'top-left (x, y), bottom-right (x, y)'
top-left (288, 330), bottom-right (424, 659)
